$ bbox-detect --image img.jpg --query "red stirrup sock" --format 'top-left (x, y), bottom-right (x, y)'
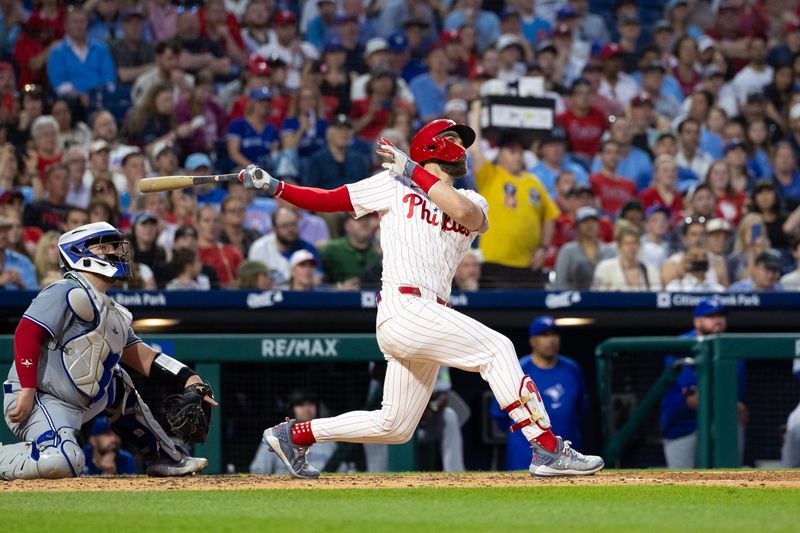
top-left (291, 420), bottom-right (317, 446)
top-left (533, 430), bottom-right (557, 453)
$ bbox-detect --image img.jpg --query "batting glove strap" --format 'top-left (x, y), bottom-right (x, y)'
top-left (239, 164), bottom-right (281, 196)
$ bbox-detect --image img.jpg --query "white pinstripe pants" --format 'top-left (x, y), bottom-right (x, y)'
top-left (311, 291), bottom-right (551, 444)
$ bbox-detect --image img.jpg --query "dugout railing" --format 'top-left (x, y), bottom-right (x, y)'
top-left (0, 333), bottom-right (413, 474)
top-left (596, 334), bottom-right (800, 468)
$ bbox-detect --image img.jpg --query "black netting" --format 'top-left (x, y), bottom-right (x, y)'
top-left (605, 353), bottom-right (800, 468)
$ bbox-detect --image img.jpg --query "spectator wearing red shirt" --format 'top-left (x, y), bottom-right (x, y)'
top-left (13, 2), bottom-right (64, 90)
top-left (228, 54), bottom-right (272, 121)
top-left (639, 155), bottom-right (683, 225)
top-left (589, 140), bottom-right (636, 216)
top-left (706, 159), bottom-right (746, 225)
top-left (199, 0), bottom-right (247, 67)
top-left (556, 78), bottom-right (607, 168)
top-left (547, 184), bottom-right (613, 269)
top-left (229, 56), bottom-right (291, 128)
top-left (350, 69), bottom-right (413, 142)
top-left (706, 2), bottom-right (757, 71)
top-left (30, 115), bottom-right (63, 180)
top-left (196, 205), bottom-right (243, 287)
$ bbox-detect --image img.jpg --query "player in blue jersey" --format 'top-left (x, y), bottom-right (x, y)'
top-left (492, 316), bottom-right (589, 470)
top-left (660, 296), bottom-right (747, 468)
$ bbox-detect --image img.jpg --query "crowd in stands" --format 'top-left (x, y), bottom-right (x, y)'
top-left (3, 0), bottom-right (800, 293)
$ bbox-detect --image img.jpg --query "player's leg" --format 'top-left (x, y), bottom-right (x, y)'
top-left (263, 358), bottom-right (439, 478)
top-left (1, 390), bottom-right (85, 480)
top-left (781, 402), bottom-right (800, 467)
top-left (377, 297), bottom-right (603, 476)
top-left (662, 432), bottom-right (697, 469)
top-left (104, 368), bottom-right (207, 477)
top-left (440, 406), bottom-right (465, 472)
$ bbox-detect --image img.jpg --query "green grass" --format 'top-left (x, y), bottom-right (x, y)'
top-left (2, 486), bottom-right (799, 532)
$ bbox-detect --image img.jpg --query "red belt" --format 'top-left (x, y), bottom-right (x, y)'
top-left (377, 286), bottom-right (451, 308)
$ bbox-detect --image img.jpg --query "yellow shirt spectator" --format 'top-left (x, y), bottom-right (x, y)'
top-left (475, 162), bottom-right (560, 268)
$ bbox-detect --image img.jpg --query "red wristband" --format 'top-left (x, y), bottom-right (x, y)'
top-left (411, 165), bottom-right (440, 194)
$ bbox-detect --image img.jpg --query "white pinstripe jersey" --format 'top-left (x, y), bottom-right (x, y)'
top-left (346, 170), bottom-right (489, 299)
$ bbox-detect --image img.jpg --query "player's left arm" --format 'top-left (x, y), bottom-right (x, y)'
top-left (121, 342), bottom-right (218, 406)
top-left (427, 180), bottom-right (487, 232)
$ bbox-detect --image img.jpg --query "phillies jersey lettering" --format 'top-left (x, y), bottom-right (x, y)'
top-left (346, 170), bottom-right (489, 299)
top-left (402, 192), bottom-right (472, 236)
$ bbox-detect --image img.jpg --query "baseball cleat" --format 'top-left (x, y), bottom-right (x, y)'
top-left (529, 437), bottom-right (604, 477)
top-left (263, 419), bottom-right (320, 479)
top-left (146, 455), bottom-right (208, 477)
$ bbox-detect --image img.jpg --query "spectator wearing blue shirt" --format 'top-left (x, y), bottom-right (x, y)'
top-left (530, 126), bottom-right (590, 198)
top-left (443, 0), bottom-right (500, 53)
top-left (591, 117), bottom-right (653, 191)
top-left (492, 316), bottom-right (588, 471)
top-left (82, 417), bottom-right (137, 476)
top-left (305, 0), bottom-right (337, 50)
top-left (728, 252), bottom-right (784, 292)
top-left (226, 87), bottom-right (280, 173)
top-left (660, 297), bottom-right (747, 468)
top-left (88, 2), bottom-right (124, 43)
top-left (518, 2), bottom-right (552, 44)
top-left (281, 85), bottom-right (329, 176)
top-left (409, 44), bottom-right (449, 122)
top-left (0, 214), bottom-right (37, 289)
top-left (769, 141), bottom-right (800, 212)
top-left (387, 31), bottom-right (426, 83)
top-left (186, 153), bottom-right (228, 209)
top-left (47, 8), bottom-right (116, 99)
top-left (305, 114), bottom-right (371, 190)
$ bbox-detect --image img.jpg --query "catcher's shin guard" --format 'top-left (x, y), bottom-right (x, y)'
top-left (0, 428), bottom-right (85, 480)
top-left (501, 375), bottom-right (552, 435)
top-left (105, 368), bottom-right (183, 463)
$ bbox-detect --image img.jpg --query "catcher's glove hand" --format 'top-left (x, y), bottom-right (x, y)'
top-left (165, 382), bottom-right (214, 443)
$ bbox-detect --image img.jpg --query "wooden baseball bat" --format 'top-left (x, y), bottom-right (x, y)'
top-left (138, 173), bottom-right (239, 194)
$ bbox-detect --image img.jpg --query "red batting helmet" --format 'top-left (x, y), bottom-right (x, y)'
top-left (410, 119), bottom-right (476, 164)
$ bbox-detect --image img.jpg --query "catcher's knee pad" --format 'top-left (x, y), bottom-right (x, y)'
top-left (501, 375), bottom-right (551, 433)
top-left (0, 428), bottom-right (84, 480)
top-left (35, 428), bottom-right (85, 479)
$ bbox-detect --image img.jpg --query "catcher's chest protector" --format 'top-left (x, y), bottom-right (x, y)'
top-left (59, 272), bottom-right (132, 402)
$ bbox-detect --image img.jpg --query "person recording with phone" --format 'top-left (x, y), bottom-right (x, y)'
top-left (726, 213), bottom-right (775, 283)
top-left (664, 243), bottom-right (725, 292)
top-left (662, 217), bottom-right (729, 289)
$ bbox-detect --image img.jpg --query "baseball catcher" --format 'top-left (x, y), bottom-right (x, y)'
top-left (239, 117), bottom-right (604, 478)
top-left (1, 222), bottom-right (216, 480)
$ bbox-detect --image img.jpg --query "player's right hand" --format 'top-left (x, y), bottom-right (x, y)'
top-left (8, 387), bottom-right (35, 424)
top-left (238, 164), bottom-right (281, 196)
top-left (377, 137), bottom-right (416, 178)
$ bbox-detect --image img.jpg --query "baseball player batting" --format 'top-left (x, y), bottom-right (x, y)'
top-left (241, 119), bottom-right (603, 478)
top-left (1, 222), bottom-right (216, 480)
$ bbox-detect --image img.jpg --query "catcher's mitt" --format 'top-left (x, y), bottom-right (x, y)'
top-left (164, 382), bottom-right (214, 442)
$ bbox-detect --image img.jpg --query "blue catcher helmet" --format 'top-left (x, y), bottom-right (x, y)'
top-left (58, 222), bottom-right (132, 280)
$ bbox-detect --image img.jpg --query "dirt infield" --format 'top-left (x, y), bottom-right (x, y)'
top-left (2, 470), bottom-right (800, 492)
